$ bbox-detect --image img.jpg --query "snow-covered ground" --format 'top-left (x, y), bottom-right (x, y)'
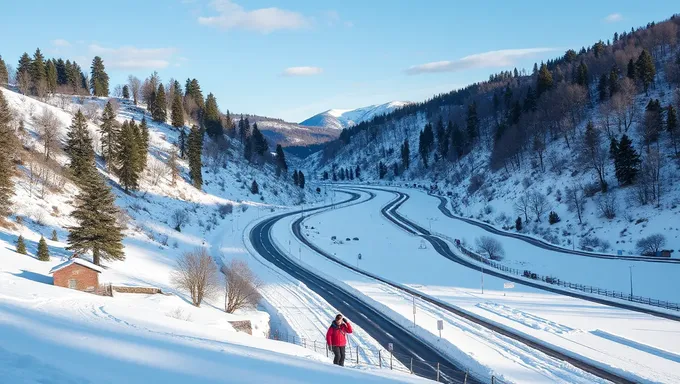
top-left (294, 187), bottom-right (680, 384)
top-left (0, 88), bottom-right (426, 383)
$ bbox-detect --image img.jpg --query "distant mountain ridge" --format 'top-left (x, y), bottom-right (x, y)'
top-left (300, 101), bottom-right (410, 130)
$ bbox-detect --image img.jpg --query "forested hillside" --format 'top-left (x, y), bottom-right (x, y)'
top-left (312, 15), bottom-right (680, 255)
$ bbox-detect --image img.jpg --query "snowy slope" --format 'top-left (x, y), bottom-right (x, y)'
top-left (239, 115), bottom-right (340, 148)
top-left (300, 101), bottom-right (410, 130)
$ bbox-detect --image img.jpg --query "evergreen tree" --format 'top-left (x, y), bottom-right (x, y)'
top-left (67, 171), bottom-right (124, 266)
top-left (613, 134), bottom-right (640, 185)
top-left (187, 125), bottom-right (203, 188)
top-left (643, 99), bottom-right (663, 149)
top-left (114, 121), bottom-right (140, 193)
top-left (598, 73), bottom-right (609, 101)
top-left (298, 171), bottom-right (305, 188)
top-left (515, 217), bottom-right (522, 231)
top-left (293, 170), bottom-right (299, 186)
top-left (152, 84), bottom-right (167, 122)
top-left (466, 102), bottom-right (479, 144)
top-left (636, 50), bottom-right (655, 93)
top-left (275, 144), bottom-right (288, 176)
top-left (138, 117), bottom-right (150, 172)
top-left (203, 93), bottom-right (223, 137)
top-left (243, 136), bottom-right (253, 162)
top-left (449, 122), bottom-right (465, 159)
top-left (31, 48), bottom-right (46, 96)
top-left (401, 139), bottom-right (410, 169)
top-left (378, 162), bottom-right (387, 179)
top-left (65, 110), bottom-right (95, 182)
top-left (37, 236), bottom-right (50, 261)
top-left (16, 235), bottom-right (27, 255)
top-left (171, 92), bottom-right (185, 128)
top-left (251, 123), bottom-right (268, 158)
top-left (55, 58), bottom-right (67, 85)
top-left (435, 117), bottom-right (448, 160)
top-left (89, 56), bottom-right (110, 96)
top-left (0, 55), bottom-right (8, 85)
top-left (238, 115), bottom-right (250, 142)
top-left (51, 229), bottom-right (58, 241)
top-left (17, 52), bottom-right (32, 93)
top-left (355, 164), bottom-right (361, 178)
top-left (122, 85), bottom-right (130, 99)
top-left (99, 101), bottom-right (119, 170)
top-left (575, 61), bottom-right (589, 86)
top-left (548, 211), bottom-right (561, 225)
top-left (536, 63), bottom-right (553, 96)
top-left (45, 60), bottom-right (57, 94)
top-left (523, 87), bottom-right (537, 112)
top-left (418, 123), bottom-right (434, 168)
top-left (668, 105), bottom-right (678, 156)
top-left (250, 180), bottom-right (259, 194)
top-left (0, 90), bottom-right (17, 218)
top-left (332, 171), bottom-right (337, 181)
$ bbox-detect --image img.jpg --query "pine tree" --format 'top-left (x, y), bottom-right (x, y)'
top-left (523, 87), bottom-right (537, 112)
top-left (613, 134), bottom-right (640, 185)
top-left (597, 74), bottom-right (609, 101)
top-left (275, 144), bottom-right (288, 176)
top-left (17, 53), bottom-right (32, 94)
top-left (435, 117), bottom-right (448, 160)
top-left (293, 170), bottom-right (299, 186)
top-left (401, 139), bottom-right (410, 169)
top-left (238, 115), bottom-right (250, 142)
top-left (67, 172), bottom-right (124, 266)
top-left (515, 217), bottom-right (522, 231)
top-left (89, 56), bottom-right (109, 96)
top-left (138, 117), bottom-right (150, 172)
top-left (466, 102), bottom-right (479, 144)
top-left (355, 164), bottom-right (361, 179)
top-left (56, 58), bottom-right (67, 86)
top-left (378, 162), bottom-right (387, 179)
top-left (203, 93), bottom-right (223, 138)
top-left (536, 63), bottom-right (553, 96)
top-left (16, 235), bottom-right (27, 255)
top-left (187, 125), bottom-right (203, 188)
top-left (548, 211), bottom-right (560, 225)
top-left (575, 61), bottom-right (589, 86)
top-left (418, 123), bottom-right (434, 168)
top-left (37, 236), bottom-right (50, 261)
top-left (636, 50), bottom-right (655, 93)
top-left (152, 84), bottom-right (167, 122)
top-left (0, 90), bottom-right (17, 217)
top-left (298, 171), bottom-right (305, 189)
top-left (45, 60), bottom-right (57, 94)
top-left (171, 92), bottom-right (184, 128)
top-left (99, 101), bottom-right (119, 170)
top-left (668, 105), bottom-right (678, 156)
top-left (250, 179), bottom-right (259, 194)
top-left (0, 55), bottom-right (8, 85)
top-left (243, 137), bottom-right (253, 162)
top-left (31, 48), bottom-right (46, 96)
top-left (122, 85), bottom-right (130, 99)
top-left (65, 110), bottom-right (95, 182)
top-left (51, 229), bottom-right (58, 241)
top-left (609, 65), bottom-right (620, 96)
top-left (115, 121), bottom-right (141, 193)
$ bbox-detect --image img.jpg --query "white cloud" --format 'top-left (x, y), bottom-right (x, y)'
top-left (88, 44), bottom-right (178, 70)
top-left (198, 0), bottom-right (309, 33)
top-left (282, 66), bottom-right (323, 77)
top-left (604, 13), bottom-right (623, 23)
top-left (405, 48), bottom-right (557, 75)
top-left (52, 39), bottom-right (71, 47)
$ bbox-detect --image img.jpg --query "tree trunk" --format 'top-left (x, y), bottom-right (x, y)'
top-left (93, 248), bottom-right (100, 266)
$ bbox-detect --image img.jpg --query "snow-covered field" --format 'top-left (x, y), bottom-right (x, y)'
top-left (0, 88), bottom-right (427, 383)
top-left (295, 187), bottom-right (680, 384)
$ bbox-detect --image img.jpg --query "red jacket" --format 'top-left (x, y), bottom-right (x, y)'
top-left (326, 321), bottom-right (353, 347)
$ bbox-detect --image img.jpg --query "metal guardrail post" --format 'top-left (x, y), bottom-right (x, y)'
top-left (410, 357), bottom-right (413, 374)
top-left (379, 350), bottom-right (382, 368)
top-left (436, 362), bottom-right (440, 382)
top-left (464, 369), bottom-right (468, 384)
top-left (390, 351), bottom-right (393, 370)
top-left (357, 346), bottom-right (360, 365)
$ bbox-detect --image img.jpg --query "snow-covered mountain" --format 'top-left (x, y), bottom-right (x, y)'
top-left (240, 115), bottom-right (340, 149)
top-left (300, 101), bottom-right (410, 130)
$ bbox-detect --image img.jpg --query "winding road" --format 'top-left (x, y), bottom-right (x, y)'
top-left (249, 191), bottom-right (478, 384)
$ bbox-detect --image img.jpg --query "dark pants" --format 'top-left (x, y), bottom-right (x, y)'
top-left (332, 346), bottom-right (346, 366)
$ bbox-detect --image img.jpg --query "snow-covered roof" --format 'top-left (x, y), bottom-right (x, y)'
top-left (49, 258), bottom-right (103, 274)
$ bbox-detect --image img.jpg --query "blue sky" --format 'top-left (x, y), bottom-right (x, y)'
top-left (0, 1), bottom-right (676, 122)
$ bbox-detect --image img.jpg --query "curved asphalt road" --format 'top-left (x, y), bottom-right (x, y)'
top-left (430, 193), bottom-right (679, 264)
top-left (359, 186), bottom-right (680, 323)
top-left (250, 191), bottom-right (478, 384)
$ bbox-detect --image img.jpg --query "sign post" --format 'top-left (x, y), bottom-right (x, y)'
top-left (437, 319), bottom-right (443, 339)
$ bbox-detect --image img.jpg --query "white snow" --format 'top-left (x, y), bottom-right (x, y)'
top-left (300, 101), bottom-right (411, 130)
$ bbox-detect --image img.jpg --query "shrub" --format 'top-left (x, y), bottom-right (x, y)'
top-left (218, 203), bottom-right (234, 218)
top-left (636, 234), bottom-right (666, 256)
top-left (475, 236), bottom-right (505, 260)
top-left (171, 209), bottom-right (190, 232)
top-left (548, 211), bottom-right (561, 225)
top-left (467, 174), bottom-right (485, 195)
top-left (515, 217), bottom-right (523, 231)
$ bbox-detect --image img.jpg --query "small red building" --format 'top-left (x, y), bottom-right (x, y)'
top-left (49, 258), bottom-right (103, 292)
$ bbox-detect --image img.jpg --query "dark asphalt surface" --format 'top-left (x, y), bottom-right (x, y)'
top-left (249, 191), bottom-right (478, 384)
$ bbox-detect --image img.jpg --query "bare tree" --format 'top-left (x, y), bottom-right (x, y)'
top-left (17, 71), bottom-right (30, 95)
top-left (171, 209), bottom-right (190, 231)
top-left (513, 194), bottom-right (531, 222)
top-left (112, 84), bottom-right (123, 98)
top-left (579, 122), bottom-right (608, 192)
top-left (33, 108), bottom-right (60, 161)
top-left (565, 185), bottom-right (585, 224)
top-left (635, 234), bottom-right (666, 256)
top-left (475, 236), bottom-right (504, 260)
top-left (596, 192), bottom-right (617, 219)
top-left (127, 75), bottom-right (142, 105)
top-left (167, 150), bottom-right (180, 186)
top-left (171, 248), bottom-right (220, 307)
top-left (529, 191), bottom-right (549, 222)
top-left (148, 158), bottom-right (168, 186)
top-left (611, 78), bottom-right (637, 132)
top-left (221, 259), bottom-right (262, 313)
top-left (639, 148), bottom-right (663, 207)
top-left (83, 102), bottom-right (100, 123)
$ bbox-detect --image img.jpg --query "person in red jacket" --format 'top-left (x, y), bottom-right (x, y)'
top-left (326, 314), bottom-right (353, 366)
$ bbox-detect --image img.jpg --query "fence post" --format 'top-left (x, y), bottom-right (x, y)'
top-left (326, 343), bottom-right (329, 358)
top-left (464, 369), bottom-right (468, 384)
top-left (379, 350), bottom-right (382, 368)
top-left (357, 346), bottom-right (360, 365)
top-left (436, 362), bottom-right (440, 382)
top-left (410, 357), bottom-right (413, 374)
top-left (390, 351), bottom-right (393, 370)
